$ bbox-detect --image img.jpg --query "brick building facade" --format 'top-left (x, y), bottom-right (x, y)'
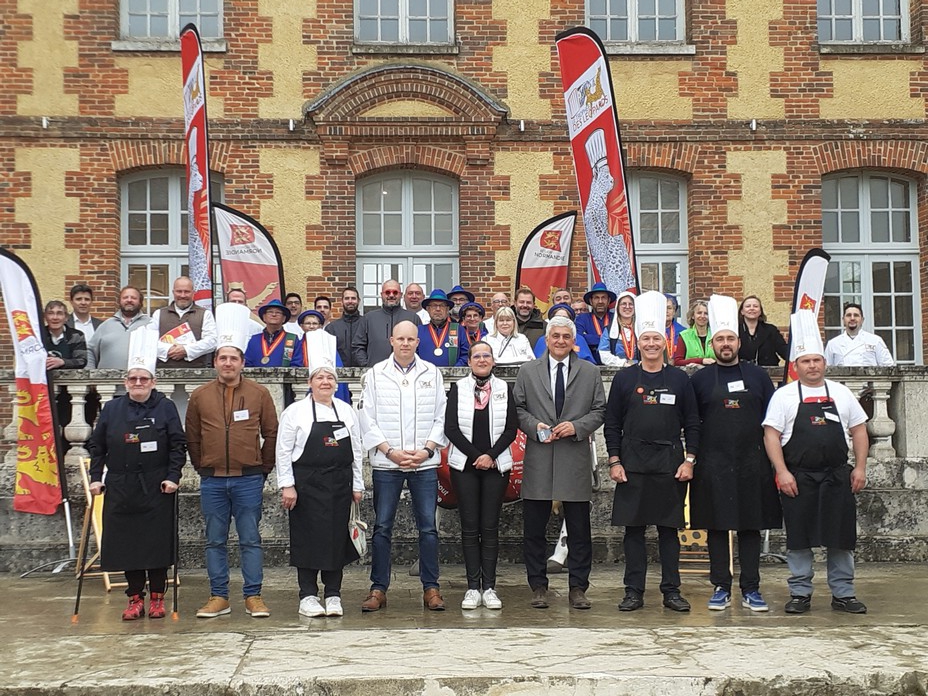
top-left (2, 0), bottom-right (927, 361)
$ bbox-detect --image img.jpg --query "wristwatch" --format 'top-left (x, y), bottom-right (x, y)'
top-left (423, 446), bottom-right (435, 458)
top-left (685, 455), bottom-right (696, 464)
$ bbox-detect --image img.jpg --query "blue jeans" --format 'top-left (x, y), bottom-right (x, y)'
top-left (200, 475), bottom-right (265, 598)
top-left (786, 547), bottom-right (856, 599)
top-left (370, 467), bottom-right (439, 592)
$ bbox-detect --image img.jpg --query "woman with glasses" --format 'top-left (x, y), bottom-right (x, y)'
top-left (455, 302), bottom-right (489, 367)
top-left (485, 307), bottom-right (534, 365)
top-left (444, 340), bottom-right (518, 610)
top-left (88, 334), bottom-right (185, 621)
top-left (299, 309), bottom-right (350, 403)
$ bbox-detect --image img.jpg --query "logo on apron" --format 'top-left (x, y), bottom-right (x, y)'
top-left (723, 398), bottom-right (740, 409)
top-left (323, 436), bottom-right (339, 447)
top-left (642, 394), bottom-right (658, 405)
top-left (124, 433), bottom-right (140, 443)
top-left (809, 416), bottom-right (827, 426)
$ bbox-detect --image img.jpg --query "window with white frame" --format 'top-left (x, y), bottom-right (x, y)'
top-left (121, 170), bottom-right (223, 315)
top-left (630, 174), bottom-right (688, 317)
top-left (587, 0), bottom-right (685, 43)
top-left (822, 172), bottom-right (920, 363)
top-left (356, 172), bottom-right (459, 312)
top-left (817, 0), bottom-right (907, 43)
top-left (121, 0), bottom-right (223, 40)
top-left (355, 0), bottom-right (453, 44)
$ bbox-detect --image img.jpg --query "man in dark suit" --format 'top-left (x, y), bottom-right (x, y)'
top-left (514, 316), bottom-right (606, 610)
top-left (66, 283), bottom-right (102, 340)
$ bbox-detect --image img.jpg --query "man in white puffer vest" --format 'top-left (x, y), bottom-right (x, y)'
top-left (358, 321), bottom-right (448, 612)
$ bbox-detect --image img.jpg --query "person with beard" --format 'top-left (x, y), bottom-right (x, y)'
top-left (824, 303), bottom-right (894, 367)
top-left (513, 287), bottom-right (546, 346)
top-left (447, 285), bottom-right (475, 322)
top-left (417, 289), bottom-right (460, 367)
top-left (604, 290), bottom-right (700, 613)
top-left (325, 286), bottom-right (367, 367)
top-left (86, 286), bottom-right (151, 369)
top-left (574, 282), bottom-right (615, 365)
top-left (352, 280), bottom-right (420, 366)
top-left (689, 295), bottom-right (780, 612)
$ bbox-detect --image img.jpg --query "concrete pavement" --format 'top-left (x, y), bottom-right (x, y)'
top-left (2, 562), bottom-right (927, 695)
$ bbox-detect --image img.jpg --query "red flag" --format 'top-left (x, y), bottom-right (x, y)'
top-left (213, 203), bottom-right (286, 316)
top-left (0, 249), bottom-right (62, 515)
top-left (181, 24), bottom-right (214, 310)
top-left (514, 211), bottom-right (576, 315)
top-left (782, 248), bottom-right (831, 384)
top-left (556, 27), bottom-right (639, 296)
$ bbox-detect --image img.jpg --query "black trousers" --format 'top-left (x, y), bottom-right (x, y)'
top-left (523, 499), bottom-right (591, 592)
top-left (707, 528), bottom-right (762, 594)
top-left (297, 567), bottom-right (343, 599)
top-left (623, 525), bottom-right (680, 596)
top-left (450, 465), bottom-right (510, 591)
top-left (124, 568), bottom-right (167, 597)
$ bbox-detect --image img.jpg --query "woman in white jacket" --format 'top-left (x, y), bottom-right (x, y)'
top-left (444, 340), bottom-right (519, 610)
top-left (484, 307), bottom-right (534, 366)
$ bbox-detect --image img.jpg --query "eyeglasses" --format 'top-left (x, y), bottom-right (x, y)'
top-left (302, 321), bottom-right (321, 328)
top-left (127, 376), bottom-right (152, 384)
top-left (471, 353), bottom-right (493, 360)
top-left (383, 290), bottom-right (401, 296)
top-left (491, 299), bottom-right (508, 305)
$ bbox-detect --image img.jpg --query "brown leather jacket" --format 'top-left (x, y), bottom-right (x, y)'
top-left (186, 377), bottom-right (278, 477)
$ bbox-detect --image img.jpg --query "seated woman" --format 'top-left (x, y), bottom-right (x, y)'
top-left (673, 299), bottom-right (716, 366)
top-left (738, 295), bottom-right (788, 366)
top-left (456, 302), bottom-right (489, 367)
top-left (484, 306), bottom-right (534, 365)
top-left (532, 304), bottom-right (596, 364)
top-left (444, 340), bottom-right (518, 610)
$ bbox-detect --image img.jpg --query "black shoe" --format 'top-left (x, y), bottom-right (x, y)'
top-left (618, 592), bottom-right (644, 612)
top-left (831, 596), bottom-right (867, 614)
top-left (568, 588), bottom-right (591, 610)
top-left (530, 587), bottom-right (549, 609)
top-left (785, 595), bottom-right (811, 614)
top-left (662, 593), bottom-right (691, 612)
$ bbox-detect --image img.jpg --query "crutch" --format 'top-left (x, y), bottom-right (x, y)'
top-left (71, 492), bottom-right (98, 623)
top-left (172, 490), bottom-right (180, 620)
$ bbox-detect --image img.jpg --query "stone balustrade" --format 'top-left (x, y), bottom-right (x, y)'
top-left (1, 365), bottom-right (926, 572)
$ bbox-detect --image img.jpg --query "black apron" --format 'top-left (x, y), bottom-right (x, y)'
top-left (612, 366), bottom-right (688, 528)
top-left (288, 399), bottom-right (359, 570)
top-left (689, 366), bottom-right (781, 531)
top-left (780, 383), bottom-right (857, 550)
top-left (101, 412), bottom-right (174, 571)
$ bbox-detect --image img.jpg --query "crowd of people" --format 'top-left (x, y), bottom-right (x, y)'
top-left (43, 274), bottom-right (894, 621)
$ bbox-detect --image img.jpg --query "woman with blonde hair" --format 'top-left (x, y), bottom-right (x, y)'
top-left (673, 300), bottom-right (716, 366)
top-left (485, 306), bottom-right (534, 365)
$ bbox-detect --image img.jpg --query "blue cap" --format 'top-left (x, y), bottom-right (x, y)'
top-left (547, 303), bottom-right (576, 320)
top-left (297, 309), bottom-right (325, 325)
top-left (459, 301), bottom-right (485, 318)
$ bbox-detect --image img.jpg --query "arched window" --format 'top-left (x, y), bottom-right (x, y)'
top-left (356, 171), bottom-right (459, 311)
top-left (822, 172), bottom-right (920, 363)
top-left (630, 173), bottom-right (688, 316)
top-left (120, 169), bottom-right (223, 315)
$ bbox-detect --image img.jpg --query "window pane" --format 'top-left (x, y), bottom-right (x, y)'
top-left (412, 179), bottom-right (432, 211)
top-left (612, 0), bottom-right (628, 15)
top-left (658, 18), bottom-right (676, 40)
top-left (590, 0), bottom-right (606, 13)
top-left (862, 0), bottom-right (879, 13)
top-left (150, 214), bottom-right (169, 245)
top-left (150, 15), bottom-right (169, 37)
top-left (883, 0), bottom-right (900, 12)
top-left (362, 182), bottom-right (381, 209)
top-left (835, 0), bottom-right (852, 13)
top-left (639, 18), bottom-right (656, 40)
top-left (822, 178), bottom-right (838, 208)
top-left (862, 18), bottom-right (881, 40)
top-left (590, 18), bottom-right (607, 38)
top-left (872, 261), bottom-right (891, 293)
top-left (430, 0), bottom-right (446, 15)
top-left (873, 294), bottom-right (892, 321)
top-left (360, 0), bottom-right (378, 13)
top-left (840, 211), bottom-right (859, 243)
top-left (410, 0), bottom-right (427, 14)
top-left (895, 330), bottom-right (914, 362)
top-left (894, 295), bottom-right (913, 325)
top-left (434, 213), bottom-right (453, 245)
top-left (611, 18), bottom-right (627, 40)
top-left (639, 263), bottom-right (659, 291)
top-left (382, 179), bottom-right (402, 211)
top-left (128, 264), bottom-right (148, 291)
top-left (431, 19), bottom-right (448, 41)
top-left (658, 0), bottom-right (675, 13)
top-left (409, 19), bottom-right (427, 42)
top-left (381, 18), bottom-right (399, 41)
top-left (870, 176), bottom-right (888, 208)
top-left (834, 18), bottom-right (852, 39)
top-left (871, 211), bottom-right (889, 242)
top-left (640, 0), bottom-right (656, 13)
top-left (639, 178), bottom-right (658, 208)
top-left (383, 214), bottom-right (402, 245)
top-left (362, 214), bottom-right (381, 246)
top-left (383, 0), bottom-right (399, 14)
top-left (659, 177), bottom-right (679, 205)
top-left (822, 211), bottom-right (839, 243)
top-left (838, 176), bottom-right (858, 207)
top-left (358, 18), bottom-right (378, 40)
top-left (891, 211), bottom-right (910, 243)
top-left (434, 181), bottom-right (452, 211)
top-left (824, 294), bottom-right (841, 326)
top-left (824, 262), bottom-right (839, 293)
top-left (894, 261), bottom-right (913, 292)
top-left (639, 212), bottom-right (659, 244)
top-left (413, 214), bottom-right (432, 246)
top-left (662, 212), bottom-right (680, 244)
top-left (818, 19), bottom-right (833, 41)
top-left (890, 179), bottom-right (907, 207)
top-left (128, 214), bottom-right (147, 245)
top-left (884, 18), bottom-right (900, 39)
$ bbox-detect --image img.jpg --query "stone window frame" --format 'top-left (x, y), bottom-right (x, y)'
top-left (821, 171), bottom-right (922, 363)
top-left (353, 0), bottom-right (456, 51)
top-left (113, 0), bottom-right (226, 52)
top-left (588, 0), bottom-right (697, 56)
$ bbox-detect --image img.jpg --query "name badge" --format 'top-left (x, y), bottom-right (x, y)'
top-left (140, 441), bottom-right (158, 453)
top-left (233, 409), bottom-right (249, 422)
top-left (728, 380), bottom-right (745, 392)
top-left (824, 411), bottom-right (840, 422)
top-left (659, 393), bottom-right (676, 405)
top-left (333, 427), bottom-right (350, 440)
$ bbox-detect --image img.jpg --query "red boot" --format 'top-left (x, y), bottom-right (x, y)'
top-left (148, 592), bottom-right (166, 619)
top-left (122, 594), bottom-right (145, 621)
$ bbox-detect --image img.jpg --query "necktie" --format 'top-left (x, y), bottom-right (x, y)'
top-left (555, 362), bottom-right (565, 419)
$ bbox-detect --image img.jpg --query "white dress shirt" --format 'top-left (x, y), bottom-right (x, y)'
top-left (148, 305), bottom-right (218, 362)
top-left (548, 354), bottom-right (569, 400)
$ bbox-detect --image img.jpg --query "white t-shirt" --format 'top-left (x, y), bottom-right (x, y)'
top-left (762, 379), bottom-right (867, 446)
top-left (824, 330), bottom-right (894, 367)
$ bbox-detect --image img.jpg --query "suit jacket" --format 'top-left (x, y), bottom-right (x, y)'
top-left (66, 314), bottom-right (102, 331)
top-left (514, 352), bottom-right (605, 502)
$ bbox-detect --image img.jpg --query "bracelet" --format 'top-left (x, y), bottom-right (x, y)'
top-left (385, 447), bottom-right (395, 457)
top-left (609, 461), bottom-right (622, 467)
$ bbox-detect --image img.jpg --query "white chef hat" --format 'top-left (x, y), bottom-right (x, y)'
top-left (215, 302), bottom-right (252, 352)
top-left (302, 330), bottom-right (337, 374)
top-left (127, 328), bottom-right (159, 377)
top-left (634, 290), bottom-right (667, 339)
top-left (789, 309), bottom-right (824, 361)
top-left (708, 294), bottom-right (739, 337)
top-left (585, 128), bottom-right (608, 168)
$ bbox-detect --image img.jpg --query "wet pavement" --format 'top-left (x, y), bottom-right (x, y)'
top-left (2, 561), bottom-right (927, 694)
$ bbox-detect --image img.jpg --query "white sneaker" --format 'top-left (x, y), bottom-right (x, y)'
top-left (299, 595), bottom-right (325, 618)
top-left (325, 596), bottom-right (343, 617)
top-left (482, 588), bottom-right (502, 610)
top-left (461, 589), bottom-right (483, 610)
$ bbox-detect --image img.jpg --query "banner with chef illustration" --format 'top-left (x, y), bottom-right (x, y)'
top-left (782, 248), bottom-right (832, 385)
top-left (514, 211), bottom-right (576, 315)
top-left (181, 23), bottom-right (214, 310)
top-left (555, 26), bottom-right (639, 296)
top-left (0, 249), bottom-right (63, 515)
top-left (213, 203), bottom-right (286, 319)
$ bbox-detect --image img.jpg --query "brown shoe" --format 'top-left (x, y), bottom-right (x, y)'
top-left (531, 587), bottom-right (549, 609)
top-left (569, 587), bottom-right (592, 610)
top-left (423, 587), bottom-right (445, 611)
top-left (196, 595), bottom-right (231, 618)
top-left (244, 595), bottom-right (270, 618)
top-left (361, 589), bottom-right (387, 612)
